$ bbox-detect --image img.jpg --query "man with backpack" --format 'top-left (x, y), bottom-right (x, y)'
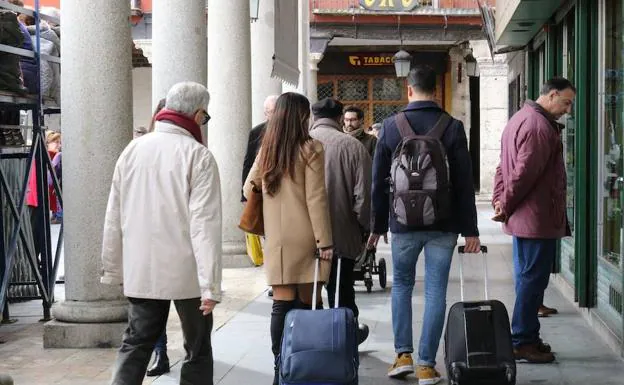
top-left (367, 65), bottom-right (480, 384)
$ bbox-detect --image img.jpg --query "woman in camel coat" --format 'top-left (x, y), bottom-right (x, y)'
top-left (243, 92), bottom-right (333, 385)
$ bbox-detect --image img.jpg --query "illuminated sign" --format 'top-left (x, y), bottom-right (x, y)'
top-left (349, 54), bottom-right (395, 66)
top-left (359, 0), bottom-right (420, 12)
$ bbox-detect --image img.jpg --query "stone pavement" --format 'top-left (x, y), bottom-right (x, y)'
top-left (2, 205), bottom-right (624, 385)
top-left (0, 266), bottom-right (268, 385)
top-left (152, 205), bottom-right (624, 385)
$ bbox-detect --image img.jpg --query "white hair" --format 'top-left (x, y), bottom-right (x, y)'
top-left (165, 82), bottom-right (210, 118)
top-left (264, 95), bottom-right (279, 110)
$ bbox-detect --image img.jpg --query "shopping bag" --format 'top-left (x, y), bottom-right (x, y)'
top-left (246, 233), bottom-right (264, 266)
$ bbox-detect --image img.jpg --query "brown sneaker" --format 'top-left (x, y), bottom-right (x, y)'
top-left (514, 343), bottom-right (555, 363)
top-left (538, 305), bottom-right (558, 317)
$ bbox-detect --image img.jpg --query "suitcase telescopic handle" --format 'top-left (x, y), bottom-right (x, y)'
top-left (312, 254), bottom-right (342, 311)
top-left (457, 245), bottom-right (489, 301)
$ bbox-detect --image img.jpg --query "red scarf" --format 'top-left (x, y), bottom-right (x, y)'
top-left (155, 109), bottom-right (203, 144)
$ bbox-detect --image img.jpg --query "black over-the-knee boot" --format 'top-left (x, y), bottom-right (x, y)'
top-left (271, 300), bottom-right (296, 385)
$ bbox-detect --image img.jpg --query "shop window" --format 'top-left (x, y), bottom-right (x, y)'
top-left (373, 104), bottom-right (405, 124)
top-left (597, 0), bottom-right (624, 340)
top-left (372, 78), bottom-right (404, 101)
top-left (338, 79), bottom-right (368, 101)
top-left (317, 81), bottom-right (334, 100)
top-left (317, 75), bottom-right (444, 128)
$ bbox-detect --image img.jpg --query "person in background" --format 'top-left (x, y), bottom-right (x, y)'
top-left (243, 92), bottom-right (333, 385)
top-left (46, 132), bottom-right (61, 224)
top-left (369, 122), bottom-right (382, 138)
top-left (309, 97), bottom-right (372, 345)
top-left (8, 0), bottom-right (37, 94)
top-left (149, 98), bottom-right (166, 133)
top-left (343, 105), bottom-right (377, 158)
top-left (492, 77), bottom-right (575, 363)
top-left (102, 82), bottom-right (222, 384)
top-left (241, 94), bottom-right (279, 295)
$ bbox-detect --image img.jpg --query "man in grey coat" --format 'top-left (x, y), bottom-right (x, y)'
top-left (310, 98), bottom-right (372, 345)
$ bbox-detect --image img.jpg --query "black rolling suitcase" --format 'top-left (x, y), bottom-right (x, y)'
top-left (444, 246), bottom-right (516, 385)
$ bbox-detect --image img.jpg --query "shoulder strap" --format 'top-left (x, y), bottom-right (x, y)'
top-left (395, 112), bottom-right (416, 139)
top-left (428, 113), bottom-right (453, 140)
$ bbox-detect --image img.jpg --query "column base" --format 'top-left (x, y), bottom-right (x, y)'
top-left (43, 299), bottom-right (128, 348)
top-left (43, 319), bottom-right (127, 348)
top-left (223, 240), bottom-right (253, 268)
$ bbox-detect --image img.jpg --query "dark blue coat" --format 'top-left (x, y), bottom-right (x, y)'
top-left (371, 101), bottom-right (479, 236)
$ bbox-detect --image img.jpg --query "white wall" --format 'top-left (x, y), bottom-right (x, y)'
top-left (448, 46), bottom-right (471, 143)
top-left (470, 40), bottom-right (509, 197)
top-left (132, 67), bottom-right (153, 131)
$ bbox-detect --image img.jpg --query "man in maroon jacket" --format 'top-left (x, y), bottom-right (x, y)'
top-left (493, 77), bottom-right (575, 363)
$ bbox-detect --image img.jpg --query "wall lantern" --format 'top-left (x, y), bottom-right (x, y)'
top-left (393, 50), bottom-right (412, 78)
top-left (464, 51), bottom-right (478, 77)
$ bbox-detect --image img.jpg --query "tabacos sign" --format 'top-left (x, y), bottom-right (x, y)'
top-left (359, 0), bottom-right (420, 12)
top-left (349, 54), bottom-right (395, 66)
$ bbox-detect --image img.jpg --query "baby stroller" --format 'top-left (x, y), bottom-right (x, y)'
top-left (353, 246), bottom-right (387, 293)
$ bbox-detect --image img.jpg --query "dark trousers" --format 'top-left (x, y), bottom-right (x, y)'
top-left (511, 237), bottom-right (556, 348)
top-left (154, 331), bottom-right (167, 354)
top-left (326, 256), bottom-right (359, 319)
top-left (111, 297), bottom-right (214, 385)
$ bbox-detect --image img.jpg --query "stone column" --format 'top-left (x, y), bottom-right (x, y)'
top-left (470, 40), bottom-right (508, 198)
top-left (152, 0), bottom-right (207, 138)
top-left (43, 0), bottom-right (133, 348)
top-left (207, 0), bottom-right (252, 267)
top-left (251, 0), bottom-right (282, 126)
top-left (308, 53), bottom-right (323, 103)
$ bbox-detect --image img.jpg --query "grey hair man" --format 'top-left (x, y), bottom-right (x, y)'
top-left (242, 94), bottom-right (279, 202)
top-left (102, 81), bottom-right (222, 385)
top-left (309, 97), bottom-right (372, 345)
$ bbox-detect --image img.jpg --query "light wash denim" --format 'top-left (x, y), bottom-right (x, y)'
top-left (391, 231), bottom-right (458, 367)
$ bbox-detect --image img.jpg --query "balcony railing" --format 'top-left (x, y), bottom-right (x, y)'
top-left (311, 0), bottom-right (495, 11)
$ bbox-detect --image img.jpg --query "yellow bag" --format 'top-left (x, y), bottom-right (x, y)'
top-left (246, 233), bottom-right (264, 266)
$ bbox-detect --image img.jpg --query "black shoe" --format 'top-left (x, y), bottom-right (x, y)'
top-left (357, 323), bottom-right (369, 345)
top-left (268, 288), bottom-right (274, 297)
top-left (146, 351), bottom-right (170, 377)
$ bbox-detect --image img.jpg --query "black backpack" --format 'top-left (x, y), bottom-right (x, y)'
top-left (389, 112), bottom-right (453, 227)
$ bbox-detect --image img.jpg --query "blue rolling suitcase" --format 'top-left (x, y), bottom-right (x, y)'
top-left (279, 257), bottom-right (359, 385)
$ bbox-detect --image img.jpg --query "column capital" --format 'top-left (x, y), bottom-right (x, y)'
top-left (309, 53), bottom-right (324, 71)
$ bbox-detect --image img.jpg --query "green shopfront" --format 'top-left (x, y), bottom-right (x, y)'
top-left (496, 0), bottom-right (624, 354)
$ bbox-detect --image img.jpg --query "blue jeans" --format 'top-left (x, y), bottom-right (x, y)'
top-left (391, 231), bottom-right (457, 367)
top-left (511, 237), bottom-right (556, 348)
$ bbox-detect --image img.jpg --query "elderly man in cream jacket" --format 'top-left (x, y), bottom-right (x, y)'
top-left (101, 81), bottom-right (222, 385)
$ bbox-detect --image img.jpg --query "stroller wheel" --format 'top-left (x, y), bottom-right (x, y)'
top-left (365, 280), bottom-right (373, 293)
top-left (378, 258), bottom-right (387, 289)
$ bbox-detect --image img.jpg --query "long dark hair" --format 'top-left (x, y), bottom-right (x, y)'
top-left (148, 98), bottom-right (166, 132)
top-left (258, 92), bottom-right (313, 196)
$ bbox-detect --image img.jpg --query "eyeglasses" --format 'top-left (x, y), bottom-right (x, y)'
top-left (201, 110), bottom-right (211, 125)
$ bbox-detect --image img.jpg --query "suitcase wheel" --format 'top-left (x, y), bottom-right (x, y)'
top-left (378, 258), bottom-right (387, 289)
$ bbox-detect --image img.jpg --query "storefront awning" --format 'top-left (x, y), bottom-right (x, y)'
top-left (271, 0), bottom-right (300, 86)
top-left (495, 0), bottom-right (566, 46)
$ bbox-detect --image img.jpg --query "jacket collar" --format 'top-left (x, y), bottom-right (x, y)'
top-left (154, 121), bottom-right (195, 139)
top-left (525, 100), bottom-right (565, 132)
top-left (402, 100), bottom-right (441, 112)
top-left (311, 118), bottom-right (342, 132)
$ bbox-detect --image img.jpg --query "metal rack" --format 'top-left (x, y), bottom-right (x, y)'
top-left (0, 0), bottom-right (62, 322)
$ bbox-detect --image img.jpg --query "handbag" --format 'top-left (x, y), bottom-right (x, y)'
top-left (238, 180), bottom-right (264, 236)
top-left (246, 233), bottom-right (264, 266)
